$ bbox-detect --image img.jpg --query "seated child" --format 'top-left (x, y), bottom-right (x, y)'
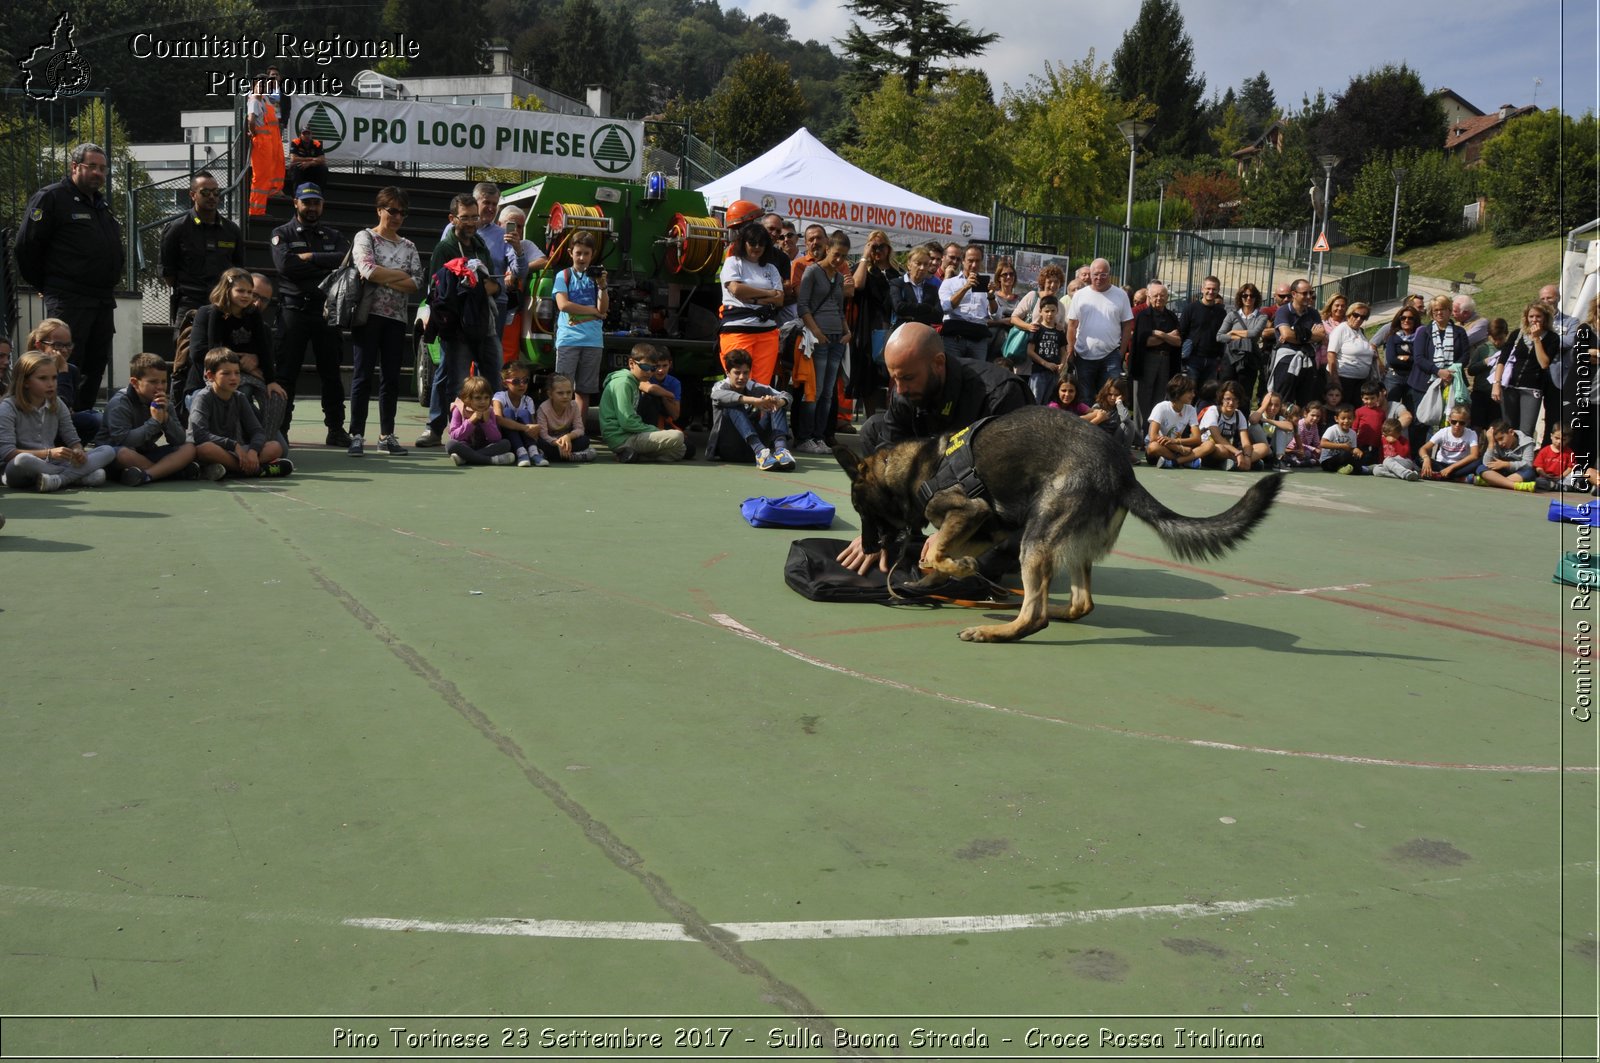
top-left (598, 343), bottom-right (687, 463)
top-left (1195, 380), bottom-right (1267, 470)
top-left (1370, 417), bottom-right (1420, 480)
top-left (1471, 418), bottom-right (1539, 491)
top-left (448, 375), bottom-right (517, 466)
top-left (1319, 405), bottom-right (1368, 474)
top-left (98, 353), bottom-right (199, 485)
top-left (0, 350), bottom-right (117, 491)
top-left (1082, 377), bottom-right (1139, 449)
top-left (1283, 401), bottom-right (1325, 468)
top-left (709, 347), bottom-right (796, 469)
top-left (187, 348), bottom-right (293, 478)
top-left (1145, 372), bottom-right (1203, 468)
top-left (1247, 391), bottom-right (1296, 468)
top-left (1047, 371), bottom-right (1090, 416)
top-left (1533, 424), bottom-right (1576, 491)
top-left (535, 373), bottom-right (595, 463)
top-left (492, 360), bottom-right (547, 467)
top-left (1418, 403), bottom-right (1480, 481)
top-left (637, 347), bottom-right (692, 459)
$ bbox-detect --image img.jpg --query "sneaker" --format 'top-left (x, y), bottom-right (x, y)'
top-left (1402, 469), bottom-right (1421, 481)
top-left (798, 439), bottom-right (829, 455)
top-left (1514, 480), bottom-right (1537, 492)
top-left (120, 467), bottom-right (153, 486)
top-left (84, 468), bottom-right (107, 487)
top-left (530, 450), bottom-right (550, 466)
top-left (450, 452), bottom-right (466, 466)
top-left (415, 429), bottom-right (442, 448)
top-left (200, 462), bottom-right (228, 481)
top-left (347, 434), bottom-right (365, 457)
top-left (774, 446), bottom-right (796, 468)
top-left (1158, 458), bottom-right (1176, 469)
top-left (1536, 476), bottom-right (1557, 492)
top-left (377, 434), bottom-right (408, 455)
top-left (1184, 459), bottom-right (1202, 469)
top-left (1463, 474), bottom-right (1479, 485)
top-left (682, 439), bottom-right (697, 460)
top-left (516, 455), bottom-right (532, 467)
top-left (179, 461), bottom-right (203, 480)
top-left (756, 447), bottom-right (777, 471)
top-left (1220, 458), bottom-right (1237, 471)
top-left (491, 452), bottom-right (516, 465)
top-left (575, 448), bottom-right (598, 463)
top-left (37, 473), bottom-right (63, 493)
top-left (614, 446), bottom-right (636, 464)
top-left (258, 458), bottom-right (294, 478)
top-left (1336, 464), bottom-right (1354, 475)
top-left (326, 426), bottom-right (352, 447)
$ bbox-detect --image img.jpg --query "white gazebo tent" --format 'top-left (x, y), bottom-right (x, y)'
top-left (698, 128), bottom-right (990, 250)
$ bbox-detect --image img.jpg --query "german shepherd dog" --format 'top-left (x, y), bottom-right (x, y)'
top-left (835, 406), bottom-right (1283, 642)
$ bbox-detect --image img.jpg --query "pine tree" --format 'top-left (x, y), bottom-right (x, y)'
top-left (838, 0), bottom-right (999, 92)
top-left (1109, 0), bottom-right (1206, 157)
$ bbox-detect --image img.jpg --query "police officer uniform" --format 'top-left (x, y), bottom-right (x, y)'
top-left (14, 173), bottom-right (124, 412)
top-left (269, 187), bottom-right (350, 442)
top-left (159, 208), bottom-right (243, 324)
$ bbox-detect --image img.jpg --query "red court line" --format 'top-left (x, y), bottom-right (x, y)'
top-left (1111, 550), bottom-right (1566, 656)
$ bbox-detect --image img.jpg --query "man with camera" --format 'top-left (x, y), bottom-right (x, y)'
top-left (937, 243), bottom-right (997, 361)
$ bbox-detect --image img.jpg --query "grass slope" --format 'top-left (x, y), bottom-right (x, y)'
top-left (1392, 231), bottom-right (1566, 324)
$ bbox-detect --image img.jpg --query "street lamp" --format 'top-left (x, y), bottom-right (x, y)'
top-left (1116, 118), bottom-right (1153, 283)
top-left (1316, 154), bottom-right (1340, 289)
top-left (1387, 167), bottom-right (1408, 267)
top-left (1155, 177), bottom-right (1168, 232)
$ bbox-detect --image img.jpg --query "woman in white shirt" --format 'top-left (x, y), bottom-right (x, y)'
top-left (1326, 301), bottom-right (1382, 403)
top-left (719, 222), bottom-right (785, 385)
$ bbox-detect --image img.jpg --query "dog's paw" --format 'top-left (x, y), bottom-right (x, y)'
top-left (926, 555), bottom-right (978, 579)
top-left (958, 624), bottom-right (1008, 642)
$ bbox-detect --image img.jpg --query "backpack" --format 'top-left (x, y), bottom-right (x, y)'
top-left (169, 308), bottom-right (198, 385)
top-left (422, 258), bottom-right (487, 343)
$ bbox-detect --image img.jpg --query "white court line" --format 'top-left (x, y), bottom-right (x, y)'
top-left (342, 897), bottom-right (1295, 943)
top-left (1219, 582), bottom-right (1370, 601)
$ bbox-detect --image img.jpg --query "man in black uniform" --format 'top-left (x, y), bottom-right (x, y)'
top-left (269, 182), bottom-right (351, 446)
top-left (159, 170), bottom-right (243, 336)
top-left (840, 322), bottom-right (1033, 574)
top-left (286, 123), bottom-right (329, 194)
top-left (14, 142), bottom-right (124, 412)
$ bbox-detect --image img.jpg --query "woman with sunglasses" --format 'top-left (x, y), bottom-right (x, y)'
top-left (348, 186), bottom-right (423, 456)
top-left (1217, 283), bottom-right (1272, 408)
top-left (1383, 306), bottom-right (1421, 407)
top-left (849, 230), bottom-right (896, 417)
top-left (1326, 300), bottom-right (1382, 402)
top-left (986, 259), bottom-right (1021, 361)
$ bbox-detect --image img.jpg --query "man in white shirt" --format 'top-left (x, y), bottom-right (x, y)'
top-left (1065, 258), bottom-right (1134, 401)
top-left (937, 243), bottom-right (997, 361)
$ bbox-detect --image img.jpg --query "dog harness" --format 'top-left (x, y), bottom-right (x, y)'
top-left (916, 416), bottom-right (995, 507)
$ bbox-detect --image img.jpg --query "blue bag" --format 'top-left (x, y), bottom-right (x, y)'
top-left (1548, 499), bottom-right (1600, 526)
top-left (740, 491), bottom-right (836, 529)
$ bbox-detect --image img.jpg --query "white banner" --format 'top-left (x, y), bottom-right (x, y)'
top-left (735, 188), bottom-right (989, 248)
top-left (290, 96), bottom-right (643, 180)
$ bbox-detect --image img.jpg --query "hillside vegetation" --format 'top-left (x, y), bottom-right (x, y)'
top-left (1397, 231), bottom-right (1566, 325)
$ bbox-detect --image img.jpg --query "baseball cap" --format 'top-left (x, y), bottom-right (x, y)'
top-left (294, 182), bottom-right (324, 201)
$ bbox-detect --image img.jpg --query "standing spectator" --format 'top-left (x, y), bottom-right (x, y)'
top-left (442, 183), bottom-right (519, 333)
top-left (417, 194), bottom-right (503, 448)
top-left (760, 213), bottom-right (797, 322)
top-left (1540, 282), bottom-right (1574, 445)
top-left (849, 230), bottom-right (896, 417)
top-left (14, 142), bottom-right (124, 413)
top-left (1453, 294), bottom-right (1488, 348)
top-left (1490, 302), bottom-right (1559, 440)
top-left (495, 204), bottom-right (549, 365)
top-left (1270, 278), bottom-right (1324, 407)
top-left (1009, 264), bottom-right (1065, 338)
top-left (987, 258), bottom-right (1021, 361)
top-left (348, 186), bottom-right (422, 457)
top-left (1326, 302), bottom-right (1381, 400)
top-left (1466, 316), bottom-right (1508, 430)
top-left (1411, 295), bottom-right (1469, 424)
top-left (795, 230), bottom-right (852, 453)
top-left (889, 247), bottom-right (942, 327)
top-left (270, 182), bottom-right (351, 446)
top-left (1065, 258), bottom-right (1134, 402)
top-left (1216, 282), bottom-right (1271, 408)
top-left (552, 231), bottom-right (609, 407)
top-left (1383, 305), bottom-right (1421, 406)
top-left (718, 222), bottom-right (785, 386)
top-left (246, 78), bottom-right (285, 216)
top-left (938, 243), bottom-right (996, 361)
top-left (1318, 292), bottom-right (1348, 381)
top-left (159, 171), bottom-right (242, 344)
top-left (1024, 297), bottom-right (1067, 405)
top-left (784, 223), bottom-right (825, 361)
top-left (1372, 293), bottom-right (1427, 348)
top-left (1130, 280), bottom-right (1181, 422)
top-left (1179, 275), bottom-right (1227, 384)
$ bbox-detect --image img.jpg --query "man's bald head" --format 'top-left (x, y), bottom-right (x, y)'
top-left (883, 322), bottom-right (946, 404)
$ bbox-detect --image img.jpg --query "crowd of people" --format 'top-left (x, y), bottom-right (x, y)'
top-left (4, 144), bottom-right (1595, 539)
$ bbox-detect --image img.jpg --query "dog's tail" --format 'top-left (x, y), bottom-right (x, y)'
top-left (1122, 472), bottom-right (1284, 563)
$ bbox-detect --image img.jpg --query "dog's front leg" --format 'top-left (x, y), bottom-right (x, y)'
top-left (959, 541), bottom-right (1054, 642)
top-left (916, 489), bottom-right (991, 584)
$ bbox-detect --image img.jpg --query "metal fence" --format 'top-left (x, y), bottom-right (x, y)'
top-left (1314, 266), bottom-right (1412, 312)
top-left (0, 88), bottom-right (115, 258)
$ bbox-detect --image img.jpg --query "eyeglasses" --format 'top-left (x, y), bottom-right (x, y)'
top-left (634, 362), bottom-right (658, 371)
top-left (41, 339), bottom-right (74, 351)
top-left (383, 207), bottom-right (409, 217)
top-left (194, 187), bottom-right (221, 196)
top-left (1349, 312), bottom-right (1367, 320)
top-left (1276, 293), bottom-right (1291, 301)
top-left (1448, 419), bottom-right (1468, 426)
top-left (1399, 315), bottom-right (1418, 322)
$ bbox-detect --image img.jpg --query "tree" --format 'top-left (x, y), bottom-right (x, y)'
top-left (1334, 149), bottom-right (1469, 255)
top-left (845, 70), bottom-right (1008, 215)
top-left (1313, 64), bottom-right (1445, 179)
top-left (1478, 109), bottom-right (1600, 245)
top-left (1170, 169), bottom-right (1240, 228)
top-left (383, 0), bottom-right (489, 77)
top-left (544, 0), bottom-right (613, 99)
top-left (1001, 54), bottom-right (1148, 221)
top-left (1208, 100), bottom-right (1251, 158)
top-left (838, 0), bottom-right (998, 92)
top-left (1239, 115), bottom-right (1316, 231)
top-left (1109, 0), bottom-right (1206, 157)
top-left (691, 52), bottom-right (808, 162)
top-left (1237, 71), bottom-right (1277, 138)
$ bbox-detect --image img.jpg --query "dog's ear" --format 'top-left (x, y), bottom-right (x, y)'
top-left (833, 445), bottom-right (862, 482)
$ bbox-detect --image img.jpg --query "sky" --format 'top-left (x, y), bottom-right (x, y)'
top-left (730, 0), bottom-right (1599, 123)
